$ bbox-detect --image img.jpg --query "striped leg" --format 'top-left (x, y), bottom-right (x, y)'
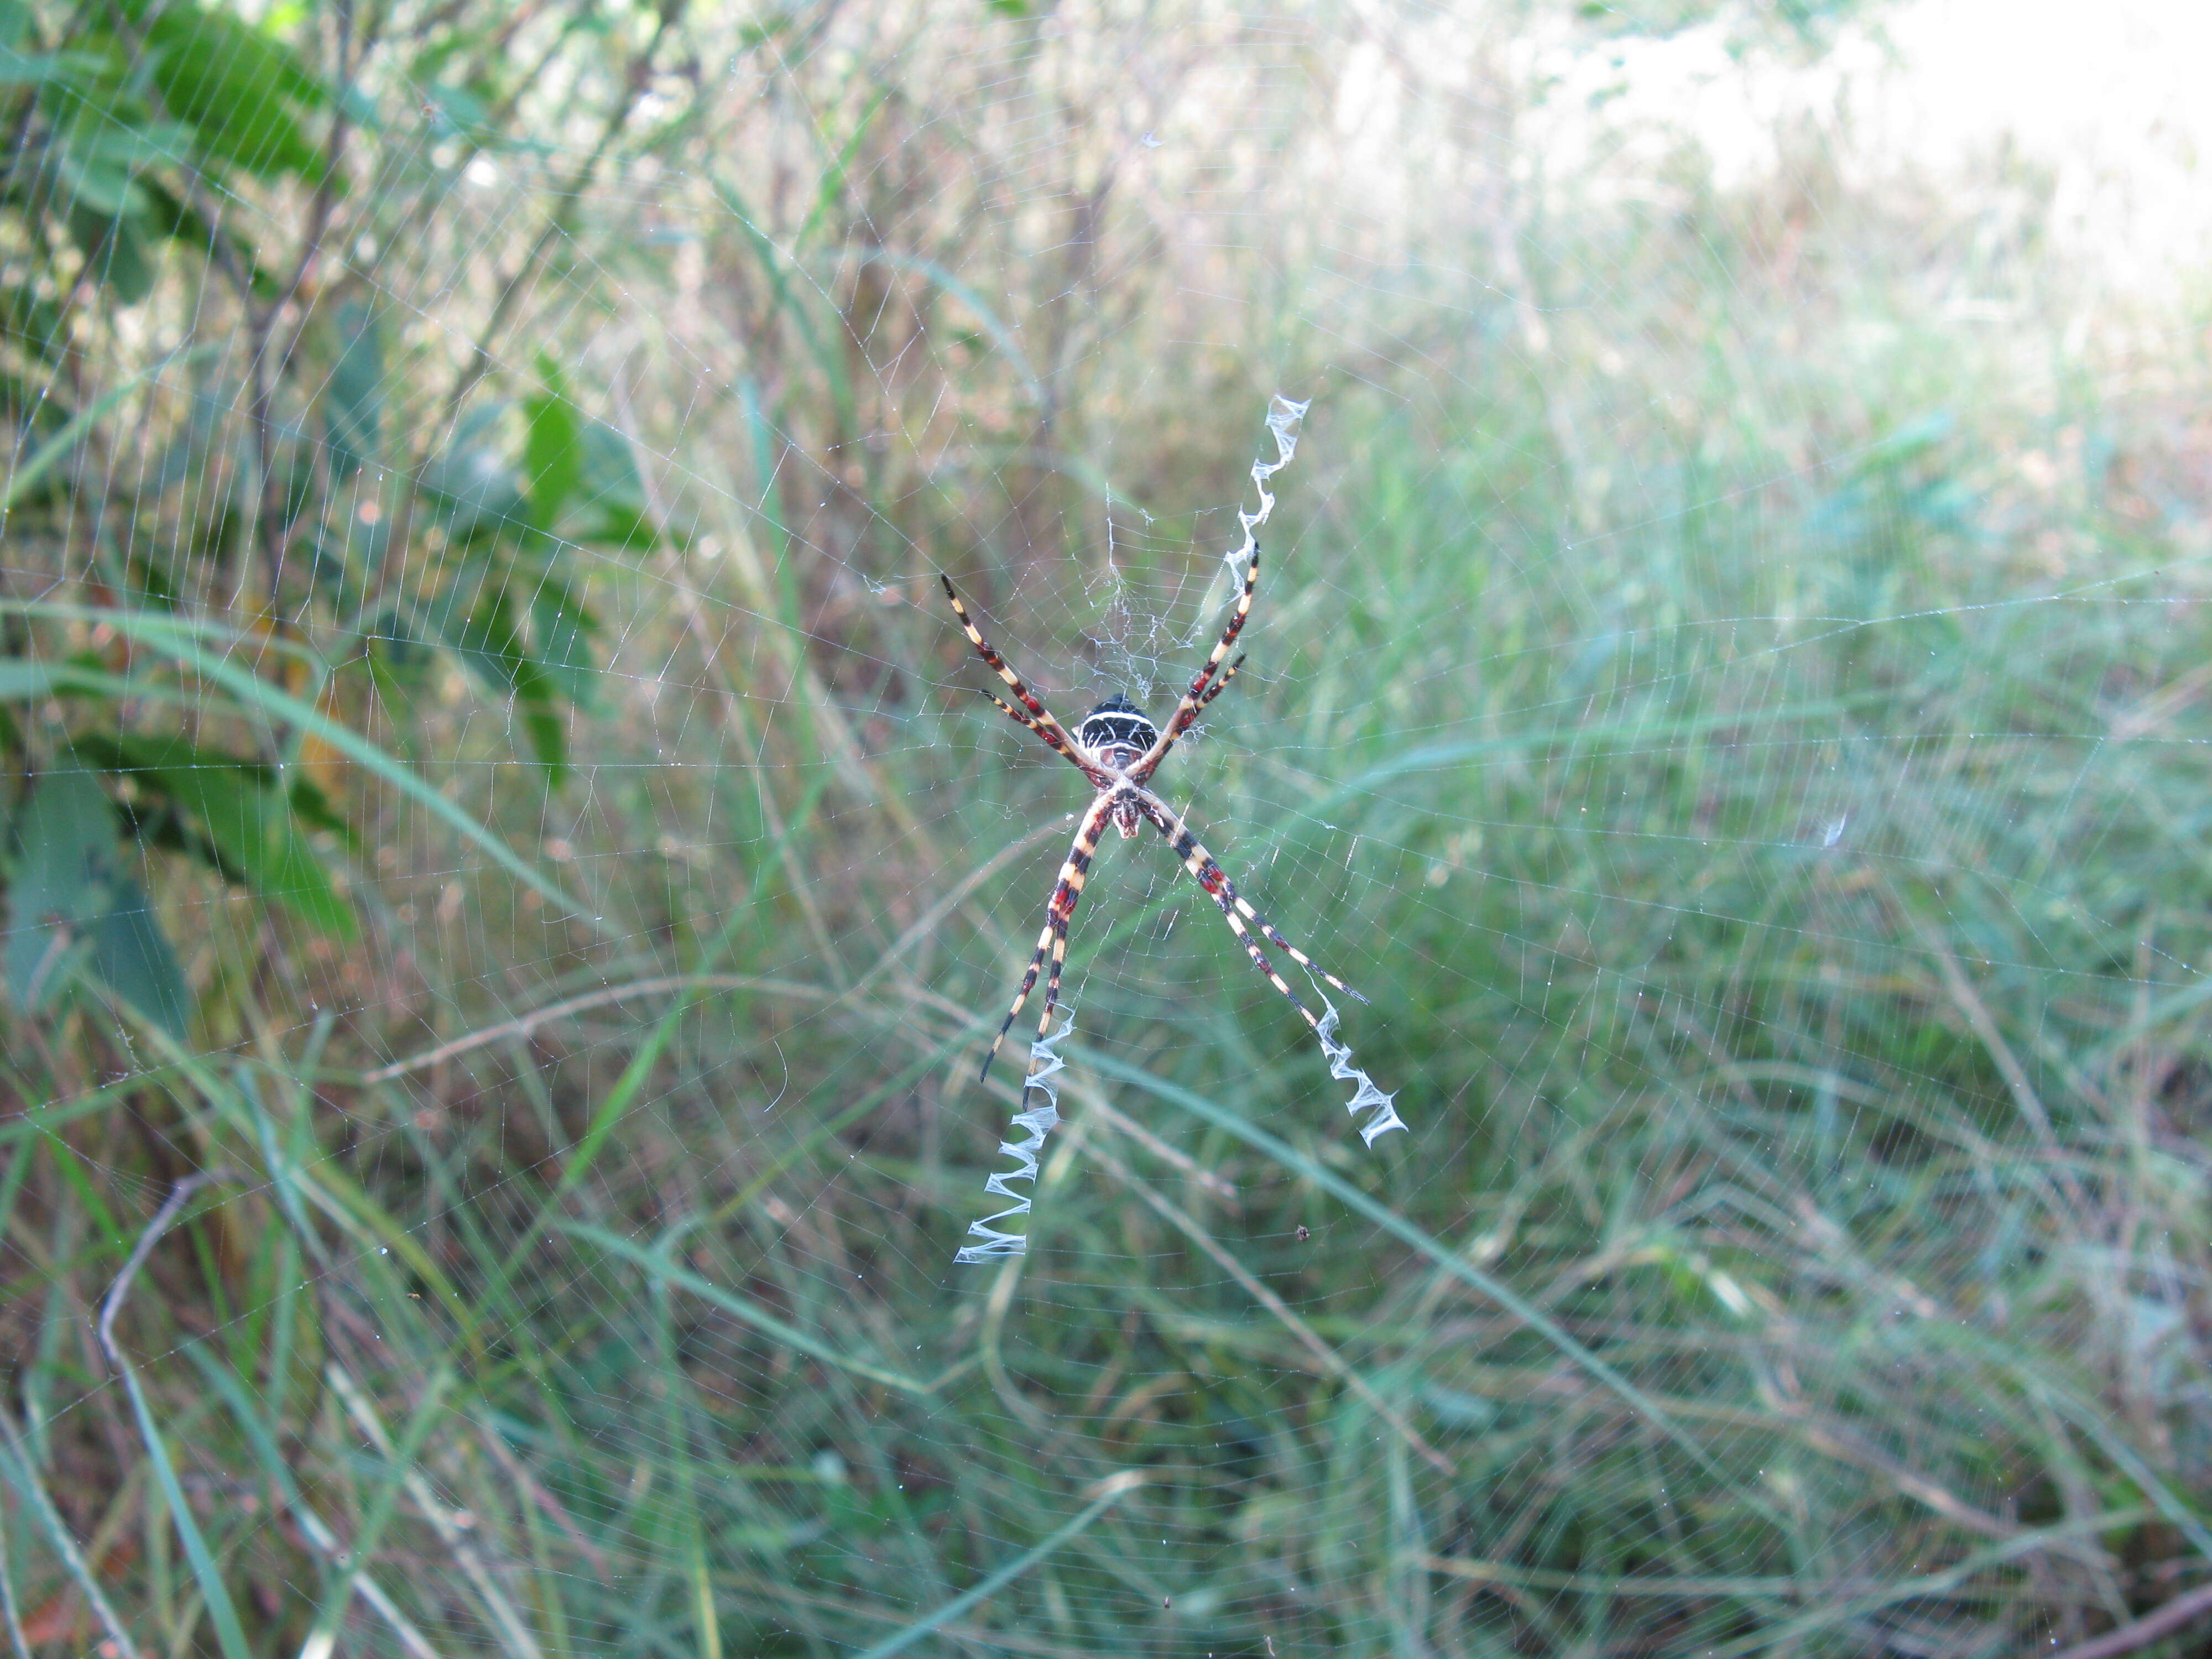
top-left (1195, 655), bottom-right (1243, 712)
top-left (975, 687), bottom-right (1087, 756)
top-left (941, 576), bottom-right (1104, 784)
top-left (1137, 794), bottom-right (1368, 1027)
top-left (1129, 541), bottom-right (1261, 783)
top-left (980, 792), bottom-right (1117, 1082)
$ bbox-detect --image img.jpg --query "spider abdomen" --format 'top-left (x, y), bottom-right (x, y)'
top-left (1079, 697), bottom-right (1159, 837)
top-left (1078, 695), bottom-right (1159, 775)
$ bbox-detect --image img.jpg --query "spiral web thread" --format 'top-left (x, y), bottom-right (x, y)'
top-left (952, 1014), bottom-right (1072, 1264)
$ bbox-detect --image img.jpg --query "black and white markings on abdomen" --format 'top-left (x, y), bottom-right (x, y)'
top-left (1077, 695), bottom-right (1159, 767)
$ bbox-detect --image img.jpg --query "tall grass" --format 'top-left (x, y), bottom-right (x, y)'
top-left (4, 0), bottom-right (2211, 1655)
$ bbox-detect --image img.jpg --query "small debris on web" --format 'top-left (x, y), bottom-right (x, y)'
top-left (953, 1013), bottom-right (1072, 1262)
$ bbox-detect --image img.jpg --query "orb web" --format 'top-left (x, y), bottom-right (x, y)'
top-left (4, 1), bottom-right (2210, 1657)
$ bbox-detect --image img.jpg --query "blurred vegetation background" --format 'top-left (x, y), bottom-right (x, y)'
top-left (4, 0), bottom-right (2212, 1653)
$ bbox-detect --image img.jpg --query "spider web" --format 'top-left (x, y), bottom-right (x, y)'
top-left (4, 1), bottom-right (2212, 1657)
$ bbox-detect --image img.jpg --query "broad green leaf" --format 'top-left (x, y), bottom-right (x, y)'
top-left (288, 775), bottom-right (352, 843)
top-left (519, 692), bottom-right (567, 780)
top-left (173, 766), bottom-right (356, 940)
top-left (50, 152), bottom-right (149, 220)
top-left (420, 403), bottom-right (525, 541)
top-left (66, 204), bottom-right (154, 305)
top-left (530, 577), bottom-right (600, 711)
top-left (85, 878), bottom-right (191, 1036)
top-left (3, 766), bottom-right (118, 1010)
top-left (145, 7), bottom-right (330, 184)
top-left (69, 733), bottom-right (357, 940)
top-left (0, 620), bottom-right (604, 936)
top-left (577, 420), bottom-right (655, 546)
top-left (419, 79), bottom-right (492, 138)
top-left (325, 301), bottom-right (381, 481)
top-left (429, 581), bottom-right (567, 778)
top-left (0, 44), bottom-right (101, 86)
top-left (523, 356), bottom-right (581, 530)
top-left (429, 577), bottom-right (530, 696)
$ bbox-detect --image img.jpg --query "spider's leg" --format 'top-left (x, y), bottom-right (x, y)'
top-left (1194, 655), bottom-right (1243, 712)
top-left (941, 576), bottom-right (1104, 784)
top-left (1137, 795), bottom-right (1369, 1028)
top-left (980, 793), bottom-right (1116, 1083)
top-left (1128, 538), bottom-right (1261, 784)
top-left (976, 688), bottom-right (1088, 757)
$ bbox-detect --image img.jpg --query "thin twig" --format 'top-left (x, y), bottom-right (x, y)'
top-left (437, 1), bottom-right (682, 429)
top-left (97, 1171), bottom-right (236, 1368)
top-left (1079, 1091), bottom-right (1238, 1205)
top-left (2051, 1582), bottom-right (2212, 1659)
top-left (360, 973), bottom-right (828, 1082)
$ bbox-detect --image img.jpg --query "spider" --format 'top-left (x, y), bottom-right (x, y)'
top-left (941, 542), bottom-right (1366, 1084)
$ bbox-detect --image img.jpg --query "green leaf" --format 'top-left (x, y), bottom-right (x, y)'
top-left (522, 355), bottom-right (581, 530)
top-left (145, 7), bottom-right (330, 184)
top-left (66, 203), bottom-right (154, 305)
top-left (0, 44), bottom-right (98, 86)
top-left (420, 403), bottom-right (525, 541)
top-left (519, 692), bottom-right (566, 780)
top-left (50, 152), bottom-right (149, 220)
top-left (85, 878), bottom-right (191, 1035)
top-left (4, 766), bottom-right (118, 1011)
top-left (2, 768), bottom-right (191, 1031)
top-left (419, 79), bottom-right (492, 139)
top-left (325, 300), bottom-right (381, 481)
top-left (429, 581), bottom-right (567, 779)
top-left (530, 577), bottom-right (600, 711)
top-left (573, 420), bottom-right (656, 545)
top-left (429, 577), bottom-right (529, 696)
top-left (288, 775), bottom-right (352, 844)
top-left (69, 734), bottom-right (357, 940)
top-left (158, 765), bottom-right (355, 941)
top-left (0, 617), bottom-right (607, 937)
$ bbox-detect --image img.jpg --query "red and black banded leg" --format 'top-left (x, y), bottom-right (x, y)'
top-left (1194, 655), bottom-right (1243, 712)
top-left (981, 793), bottom-right (1116, 1082)
top-left (976, 688), bottom-right (1083, 756)
top-left (941, 576), bottom-right (1103, 784)
top-left (1130, 541), bottom-right (1261, 782)
top-left (1138, 797), bottom-right (1368, 1022)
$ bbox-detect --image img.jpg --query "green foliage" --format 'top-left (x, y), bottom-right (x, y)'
top-left (3, 1), bottom-right (2209, 1657)
top-left (137, 2), bottom-right (331, 185)
top-left (2, 764), bottom-right (190, 1034)
top-left (69, 731), bottom-right (357, 940)
top-left (0, 0), bottom-right (327, 322)
top-left (323, 299), bottom-right (382, 482)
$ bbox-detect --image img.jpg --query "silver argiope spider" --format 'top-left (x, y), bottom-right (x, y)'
top-left (941, 542), bottom-right (1366, 1084)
